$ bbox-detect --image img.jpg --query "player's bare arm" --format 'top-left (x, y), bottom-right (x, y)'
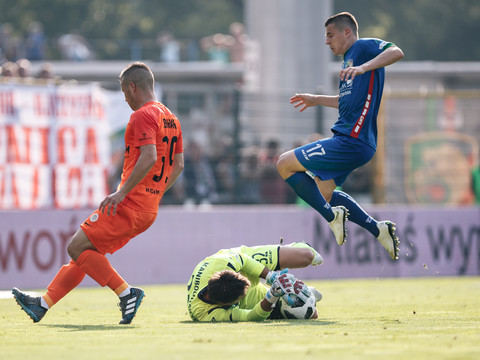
top-left (100, 144), bottom-right (157, 216)
top-left (164, 152), bottom-right (184, 192)
top-left (340, 45), bottom-right (404, 81)
top-left (290, 93), bottom-right (339, 112)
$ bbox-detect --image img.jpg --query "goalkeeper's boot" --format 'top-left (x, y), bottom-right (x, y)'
top-left (328, 206), bottom-right (348, 245)
top-left (118, 287), bottom-right (145, 325)
top-left (12, 287), bottom-right (48, 323)
top-left (311, 248), bottom-right (323, 266)
top-left (308, 287), bottom-right (323, 302)
top-left (377, 221), bottom-right (400, 260)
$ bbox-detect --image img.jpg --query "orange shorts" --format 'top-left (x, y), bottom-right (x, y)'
top-left (80, 203), bottom-right (157, 255)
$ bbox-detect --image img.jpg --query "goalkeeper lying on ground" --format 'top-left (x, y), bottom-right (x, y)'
top-left (187, 243), bottom-right (323, 322)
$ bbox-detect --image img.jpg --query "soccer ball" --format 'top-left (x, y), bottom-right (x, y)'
top-left (278, 293), bottom-right (316, 319)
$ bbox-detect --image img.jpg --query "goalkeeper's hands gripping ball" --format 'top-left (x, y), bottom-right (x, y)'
top-left (265, 273), bottom-right (296, 304)
top-left (265, 268), bottom-right (289, 285)
top-left (288, 279), bottom-right (313, 306)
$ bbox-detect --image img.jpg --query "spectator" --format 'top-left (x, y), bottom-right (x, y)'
top-left (238, 145), bottom-right (262, 204)
top-left (36, 62), bottom-right (55, 80)
top-left (183, 140), bottom-right (217, 205)
top-left (58, 33), bottom-right (94, 61)
top-left (201, 33), bottom-right (230, 63)
top-left (25, 21), bottom-right (46, 61)
top-left (0, 23), bottom-right (20, 61)
top-left (258, 139), bottom-right (281, 166)
top-left (228, 22), bottom-right (247, 63)
top-left (211, 136), bottom-right (236, 204)
top-left (185, 38), bottom-right (200, 61)
top-left (16, 58), bottom-right (31, 78)
top-left (157, 31), bottom-right (180, 63)
top-left (257, 139), bottom-right (291, 204)
top-left (1, 61), bottom-right (18, 77)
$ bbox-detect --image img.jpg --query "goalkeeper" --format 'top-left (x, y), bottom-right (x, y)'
top-left (187, 242), bottom-right (322, 322)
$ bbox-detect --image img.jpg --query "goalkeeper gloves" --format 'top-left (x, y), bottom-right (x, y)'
top-left (265, 273), bottom-right (296, 304)
top-left (288, 279), bottom-right (312, 306)
top-left (265, 268), bottom-right (289, 285)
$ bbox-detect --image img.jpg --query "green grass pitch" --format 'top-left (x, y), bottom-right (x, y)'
top-left (1, 277), bottom-right (479, 360)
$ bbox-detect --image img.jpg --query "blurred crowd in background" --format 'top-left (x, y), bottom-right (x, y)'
top-left (0, 20), bottom-right (317, 207)
top-left (1, 19), bottom-right (477, 207)
top-left (0, 22), bottom-right (56, 81)
top-left (0, 20), bottom-right (248, 81)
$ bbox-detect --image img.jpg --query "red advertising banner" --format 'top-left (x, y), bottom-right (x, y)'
top-left (0, 83), bottom-right (110, 209)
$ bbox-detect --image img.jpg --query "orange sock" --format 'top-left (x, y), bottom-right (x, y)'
top-left (75, 249), bottom-right (127, 291)
top-left (44, 260), bottom-right (86, 307)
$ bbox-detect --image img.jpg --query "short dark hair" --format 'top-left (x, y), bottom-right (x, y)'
top-left (325, 12), bottom-right (359, 36)
top-left (208, 270), bottom-right (250, 306)
top-left (119, 62), bottom-right (154, 90)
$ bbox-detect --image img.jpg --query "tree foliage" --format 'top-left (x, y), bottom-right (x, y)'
top-left (0, 0), bottom-right (243, 38)
top-left (335, 0), bottom-right (480, 61)
top-left (0, 0), bottom-right (244, 60)
top-left (0, 0), bottom-right (478, 61)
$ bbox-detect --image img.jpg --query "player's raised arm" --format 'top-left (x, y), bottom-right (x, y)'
top-left (340, 44), bottom-right (404, 81)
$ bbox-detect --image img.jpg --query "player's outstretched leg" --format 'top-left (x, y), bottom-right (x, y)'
top-left (118, 287), bottom-right (145, 324)
top-left (12, 288), bottom-right (48, 323)
top-left (376, 221), bottom-right (400, 260)
top-left (328, 206), bottom-right (349, 245)
top-left (286, 242), bottom-right (324, 266)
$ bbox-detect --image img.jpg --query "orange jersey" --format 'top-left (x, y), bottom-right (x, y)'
top-left (120, 101), bottom-right (183, 213)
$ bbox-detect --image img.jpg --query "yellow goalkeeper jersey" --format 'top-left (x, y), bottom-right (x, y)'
top-left (187, 245), bottom-right (279, 322)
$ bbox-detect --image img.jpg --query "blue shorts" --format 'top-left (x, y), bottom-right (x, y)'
top-left (294, 133), bottom-right (375, 186)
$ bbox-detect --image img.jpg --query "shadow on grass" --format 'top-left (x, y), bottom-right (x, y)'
top-left (179, 320), bottom-right (337, 326)
top-left (43, 324), bottom-right (132, 331)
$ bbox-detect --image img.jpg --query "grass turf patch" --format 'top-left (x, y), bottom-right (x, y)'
top-left (1, 277), bottom-right (479, 360)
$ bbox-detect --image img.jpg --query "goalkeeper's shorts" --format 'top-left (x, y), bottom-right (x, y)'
top-left (80, 203), bottom-right (156, 255)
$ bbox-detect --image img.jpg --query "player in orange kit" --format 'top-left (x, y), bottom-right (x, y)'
top-left (12, 62), bottom-right (184, 324)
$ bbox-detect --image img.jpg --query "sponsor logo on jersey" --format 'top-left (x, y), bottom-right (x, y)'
top-left (344, 59), bottom-right (353, 68)
top-left (139, 132), bottom-right (152, 141)
top-left (146, 187), bottom-right (160, 195)
top-left (340, 59), bottom-right (354, 98)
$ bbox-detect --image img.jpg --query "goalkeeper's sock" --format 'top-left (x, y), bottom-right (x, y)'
top-left (288, 242), bottom-right (323, 266)
top-left (285, 172), bottom-right (334, 222)
top-left (330, 190), bottom-right (379, 237)
top-left (76, 249), bottom-right (127, 292)
top-left (44, 259), bottom-right (86, 307)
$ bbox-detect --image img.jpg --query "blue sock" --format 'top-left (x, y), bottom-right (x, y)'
top-left (330, 190), bottom-right (379, 237)
top-left (285, 172), bottom-right (334, 222)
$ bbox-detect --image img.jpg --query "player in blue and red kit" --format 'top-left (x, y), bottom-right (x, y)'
top-left (277, 12), bottom-right (404, 260)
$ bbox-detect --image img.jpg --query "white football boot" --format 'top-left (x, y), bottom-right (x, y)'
top-left (377, 221), bottom-right (400, 260)
top-left (328, 206), bottom-right (349, 246)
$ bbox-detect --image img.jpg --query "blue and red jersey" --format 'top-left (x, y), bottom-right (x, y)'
top-left (331, 38), bottom-right (393, 150)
